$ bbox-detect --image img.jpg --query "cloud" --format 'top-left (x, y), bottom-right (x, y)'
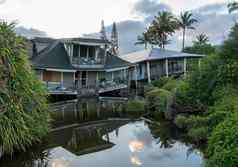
top-left (0, 0), bottom-right (6, 5)
top-left (132, 0), bottom-right (171, 18)
top-left (15, 26), bottom-right (47, 39)
top-left (193, 3), bottom-right (228, 15)
top-left (117, 2), bottom-right (236, 53)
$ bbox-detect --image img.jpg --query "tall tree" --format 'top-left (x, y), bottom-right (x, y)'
top-left (177, 11), bottom-right (197, 50)
top-left (194, 33), bottom-right (209, 45)
top-left (228, 1), bottom-right (238, 13)
top-left (151, 11), bottom-right (178, 49)
top-left (135, 31), bottom-right (150, 49)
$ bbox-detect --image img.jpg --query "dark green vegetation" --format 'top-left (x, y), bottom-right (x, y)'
top-left (126, 99), bottom-right (145, 116)
top-left (145, 24), bottom-right (238, 167)
top-left (183, 34), bottom-right (216, 55)
top-left (0, 22), bottom-right (50, 154)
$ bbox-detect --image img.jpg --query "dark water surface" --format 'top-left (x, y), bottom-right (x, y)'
top-left (0, 97), bottom-right (204, 167)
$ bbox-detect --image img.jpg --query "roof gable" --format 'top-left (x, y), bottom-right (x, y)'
top-left (32, 41), bottom-right (75, 70)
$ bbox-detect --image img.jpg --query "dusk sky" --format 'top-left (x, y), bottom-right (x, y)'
top-left (0, 0), bottom-right (235, 53)
top-left (0, 0), bottom-right (230, 37)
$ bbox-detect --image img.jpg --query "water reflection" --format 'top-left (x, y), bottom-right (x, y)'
top-left (0, 98), bottom-right (204, 167)
top-left (51, 159), bottom-right (69, 167)
top-left (131, 156), bottom-right (142, 166)
top-left (129, 141), bottom-right (144, 153)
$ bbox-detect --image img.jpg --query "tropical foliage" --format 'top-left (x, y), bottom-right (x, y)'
top-left (183, 34), bottom-right (215, 55)
top-left (228, 1), bottom-right (238, 13)
top-left (177, 11), bottom-right (197, 50)
top-left (146, 23), bottom-right (238, 167)
top-left (136, 11), bottom-right (178, 49)
top-left (0, 21), bottom-right (50, 154)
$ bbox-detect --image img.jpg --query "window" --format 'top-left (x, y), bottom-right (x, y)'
top-left (43, 71), bottom-right (61, 82)
top-left (73, 44), bottom-right (79, 58)
top-left (88, 46), bottom-right (95, 60)
top-left (80, 45), bottom-right (87, 58)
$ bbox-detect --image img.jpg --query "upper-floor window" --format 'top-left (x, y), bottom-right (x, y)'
top-left (73, 45), bottom-right (79, 58)
top-left (80, 45), bottom-right (87, 59)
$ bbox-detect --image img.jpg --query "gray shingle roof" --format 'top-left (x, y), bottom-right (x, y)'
top-left (120, 48), bottom-right (204, 64)
top-left (105, 53), bottom-right (131, 69)
top-left (31, 41), bottom-right (75, 70)
top-left (62, 37), bottom-right (110, 44)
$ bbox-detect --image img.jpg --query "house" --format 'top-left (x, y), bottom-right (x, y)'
top-left (27, 21), bottom-right (204, 96)
top-left (120, 48), bottom-right (204, 84)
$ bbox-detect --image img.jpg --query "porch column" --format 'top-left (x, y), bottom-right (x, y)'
top-left (78, 45), bottom-right (81, 64)
top-left (86, 47), bottom-right (89, 60)
top-left (135, 65), bottom-right (138, 88)
top-left (61, 72), bottom-right (64, 87)
top-left (198, 58), bottom-right (201, 69)
top-left (112, 72), bottom-right (114, 81)
top-left (184, 57), bottom-right (187, 77)
top-left (165, 59), bottom-right (169, 77)
top-left (124, 69), bottom-right (127, 80)
top-left (147, 61), bottom-right (151, 83)
top-left (95, 47), bottom-right (98, 61)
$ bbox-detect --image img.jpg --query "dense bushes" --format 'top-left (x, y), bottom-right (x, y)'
top-left (126, 99), bottom-right (145, 116)
top-left (206, 112), bottom-right (238, 167)
top-left (146, 24), bottom-right (238, 167)
top-left (0, 22), bottom-right (50, 154)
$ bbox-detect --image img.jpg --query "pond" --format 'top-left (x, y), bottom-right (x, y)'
top-left (0, 97), bottom-right (204, 167)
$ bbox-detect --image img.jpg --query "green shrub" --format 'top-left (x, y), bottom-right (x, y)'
top-left (151, 77), bottom-right (175, 88)
top-left (146, 88), bottom-right (173, 113)
top-left (174, 115), bottom-right (188, 129)
top-left (188, 126), bottom-right (209, 142)
top-left (126, 99), bottom-right (145, 115)
top-left (206, 112), bottom-right (238, 167)
top-left (0, 22), bottom-right (50, 154)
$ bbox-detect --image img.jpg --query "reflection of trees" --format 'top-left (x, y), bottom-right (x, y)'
top-left (149, 123), bottom-right (176, 149)
top-left (0, 143), bottom-right (51, 167)
top-left (147, 120), bottom-right (205, 154)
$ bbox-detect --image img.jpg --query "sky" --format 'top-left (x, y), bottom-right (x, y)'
top-left (0, 0), bottom-right (231, 37)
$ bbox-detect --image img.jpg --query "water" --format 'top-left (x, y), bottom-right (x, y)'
top-left (0, 97), bottom-right (204, 167)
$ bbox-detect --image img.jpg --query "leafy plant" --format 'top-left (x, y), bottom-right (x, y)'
top-left (0, 21), bottom-right (50, 154)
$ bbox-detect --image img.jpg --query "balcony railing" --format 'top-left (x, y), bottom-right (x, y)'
top-left (44, 82), bottom-right (77, 95)
top-left (71, 57), bottom-right (104, 68)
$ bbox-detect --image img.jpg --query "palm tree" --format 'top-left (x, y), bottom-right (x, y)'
top-left (228, 1), bottom-right (238, 13)
top-left (194, 33), bottom-right (209, 45)
top-left (135, 31), bottom-right (150, 49)
top-left (177, 11), bottom-right (198, 50)
top-left (152, 11), bottom-right (178, 49)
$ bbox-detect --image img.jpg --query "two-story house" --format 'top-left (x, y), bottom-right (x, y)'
top-left (30, 37), bottom-right (132, 95)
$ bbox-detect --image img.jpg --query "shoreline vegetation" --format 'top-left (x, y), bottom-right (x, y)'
top-left (0, 22), bottom-right (50, 155)
top-left (145, 24), bottom-right (238, 167)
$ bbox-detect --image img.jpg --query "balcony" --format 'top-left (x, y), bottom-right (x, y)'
top-left (71, 57), bottom-right (104, 69)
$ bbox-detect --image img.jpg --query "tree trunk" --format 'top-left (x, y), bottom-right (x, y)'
top-left (182, 28), bottom-right (186, 51)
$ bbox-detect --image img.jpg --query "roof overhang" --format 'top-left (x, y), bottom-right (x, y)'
top-left (106, 66), bottom-right (129, 72)
top-left (45, 68), bottom-right (76, 72)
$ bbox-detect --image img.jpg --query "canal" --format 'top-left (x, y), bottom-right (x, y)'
top-left (0, 97), bottom-right (204, 167)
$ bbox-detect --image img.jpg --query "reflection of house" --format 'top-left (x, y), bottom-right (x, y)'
top-left (120, 48), bottom-right (204, 83)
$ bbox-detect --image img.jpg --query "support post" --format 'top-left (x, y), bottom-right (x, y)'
top-left (112, 72), bottom-right (114, 81)
top-left (165, 59), bottom-right (169, 77)
top-left (184, 57), bottom-right (187, 77)
top-left (78, 45), bottom-right (81, 64)
top-left (198, 58), bottom-right (201, 69)
top-left (135, 65), bottom-right (138, 89)
top-left (146, 61), bottom-right (151, 83)
top-left (87, 47), bottom-right (89, 60)
top-left (61, 72), bottom-right (64, 87)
